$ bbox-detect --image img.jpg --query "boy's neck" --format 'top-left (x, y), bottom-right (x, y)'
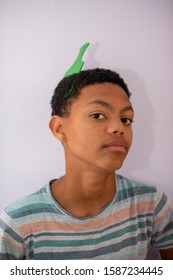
top-left (51, 170), bottom-right (116, 218)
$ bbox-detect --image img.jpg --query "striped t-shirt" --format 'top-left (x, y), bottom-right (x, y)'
top-left (0, 174), bottom-right (173, 260)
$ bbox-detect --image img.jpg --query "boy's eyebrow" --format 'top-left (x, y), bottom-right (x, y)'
top-left (121, 105), bottom-right (134, 113)
top-left (87, 99), bottom-right (134, 113)
top-left (87, 100), bottom-right (115, 111)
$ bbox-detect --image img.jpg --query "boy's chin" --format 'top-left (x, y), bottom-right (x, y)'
top-left (97, 162), bottom-right (125, 174)
top-left (102, 158), bottom-right (126, 171)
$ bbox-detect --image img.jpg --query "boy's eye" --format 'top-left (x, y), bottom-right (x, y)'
top-left (121, 118), bottom-right (133, 125)
top-left (90, 113), bottom-right (105, 119)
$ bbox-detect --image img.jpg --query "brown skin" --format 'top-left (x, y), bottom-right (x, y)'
top-left (49, 82), bottom-right (173, 259)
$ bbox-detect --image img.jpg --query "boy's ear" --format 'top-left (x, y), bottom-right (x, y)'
top-left (49, 116), bottom-right (66, 142)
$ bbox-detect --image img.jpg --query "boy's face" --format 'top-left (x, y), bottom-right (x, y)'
top-left (58, 83), bottom-right (134, 173)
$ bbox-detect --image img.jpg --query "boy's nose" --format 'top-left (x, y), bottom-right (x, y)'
top-left (107, 120), bottom-right (125, 136)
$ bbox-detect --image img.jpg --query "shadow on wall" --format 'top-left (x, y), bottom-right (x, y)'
top-left (84, 42), bottom-right (101, 69)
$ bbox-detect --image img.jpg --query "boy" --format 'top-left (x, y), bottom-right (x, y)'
top-left (0, 68), bottom-right (173, 260)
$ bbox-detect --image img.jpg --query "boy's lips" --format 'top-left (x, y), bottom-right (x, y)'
top-left (103, 139), bottom-right (128, 152)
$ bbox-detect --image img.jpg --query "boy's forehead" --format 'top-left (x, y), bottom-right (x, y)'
top-left (69, 82), bottom-right (133, 114)
top-left (78, 83), bottom-right (130, 104)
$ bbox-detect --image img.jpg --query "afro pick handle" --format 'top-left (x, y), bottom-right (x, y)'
top-left (64, 42), bottom-right (90, 77)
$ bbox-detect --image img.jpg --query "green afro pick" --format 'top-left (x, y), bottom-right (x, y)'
top-left (64, 42), bottom-right (90, 78)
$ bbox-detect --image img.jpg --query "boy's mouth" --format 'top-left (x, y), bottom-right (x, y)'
top-left (103, 140), bottom-right (128, 153)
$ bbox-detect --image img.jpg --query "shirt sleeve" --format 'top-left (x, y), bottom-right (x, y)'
top-left (0, 210), bottom-right (26, 259)
top-left (151, 191), bottom-right (173, 249)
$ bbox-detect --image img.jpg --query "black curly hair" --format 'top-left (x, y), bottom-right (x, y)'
top-left (51, 68), bottom-right (131, 117)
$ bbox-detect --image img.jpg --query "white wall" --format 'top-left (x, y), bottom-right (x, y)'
top-left (0, 0), bottom-right (173, 212)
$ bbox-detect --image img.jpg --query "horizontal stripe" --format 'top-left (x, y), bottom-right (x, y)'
top-left (9, 206), bottom-right (64, 219)
top-left (0, 237), bottom-right (23, 251)
top-left (0, 219), bottom-right (23, 244)
top-left (152, 221), bottom-right (173, 239)
top-left (34, 233), bottom-right (147, 260)
top-left (0, 241), bottom-right (24, 254)
top-left (154, 206), bottom-right (172, 225)
top-left (27, 222), bottom-right (150, 249)
top-left (23, 213), bottom-right (153, 242)
top-left (19, 200), bottom-right (154, 236)
top-left (116, 185), bottom-right (156, 204)
top-left (153, 234), bottom-right (173, 245)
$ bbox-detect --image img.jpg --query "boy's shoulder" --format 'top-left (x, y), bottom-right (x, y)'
top-left (116, 174), bottom-right (166, 213)
top-left (3, 183), bottom-right (51, 220)
top-left (117, 174), bottom-right (157, 193)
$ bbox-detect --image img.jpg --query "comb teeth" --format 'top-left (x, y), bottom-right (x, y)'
top-left (64, 43), bottom-right (90, 78)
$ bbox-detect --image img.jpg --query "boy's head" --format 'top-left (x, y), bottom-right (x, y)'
top-left (51, 68), bottom-right (131, 117)
top-left (49, 68), bottom-right (134, 172)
